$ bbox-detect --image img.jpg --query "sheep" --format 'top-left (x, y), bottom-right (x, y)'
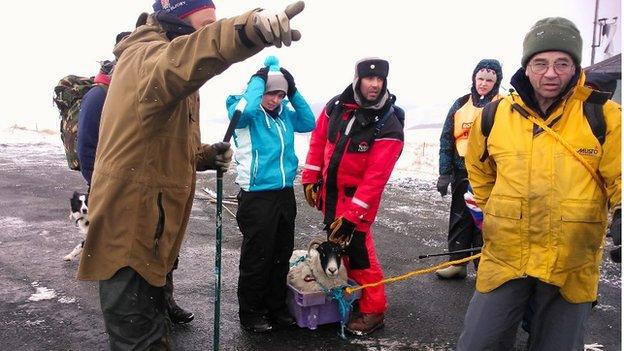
top-left (288, 236), bottom-right (348, 293)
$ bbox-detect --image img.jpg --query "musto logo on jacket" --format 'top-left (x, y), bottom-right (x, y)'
top-left (577, 146), bottom-right (600, 157)
top-left (357, 141), bottom-right (369, 152)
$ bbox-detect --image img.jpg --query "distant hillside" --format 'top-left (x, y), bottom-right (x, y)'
top-left (308, 100), bottom-right (447, 130)
top-left (407, 123), bottom-right (443, 130)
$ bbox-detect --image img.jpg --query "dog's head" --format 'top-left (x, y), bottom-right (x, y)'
top-left (308, 238), bottom-right (345, 278)
top-left (69, 191), bottom-right (89, 221)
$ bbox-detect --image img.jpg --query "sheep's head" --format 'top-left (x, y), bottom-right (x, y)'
top-left (308, 237), bottom-right (345, 278)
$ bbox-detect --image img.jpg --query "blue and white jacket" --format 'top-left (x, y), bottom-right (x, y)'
top-left (226, 76), bottom-right (316, 191)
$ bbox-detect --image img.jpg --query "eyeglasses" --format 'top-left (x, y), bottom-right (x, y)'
top-left (528, 61), bottom-right (573, 75)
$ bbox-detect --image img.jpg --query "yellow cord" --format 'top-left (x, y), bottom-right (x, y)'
top-left (524, 111), bottom-right (607, 197)
top-left (344, 253), bottom-right (482, 294)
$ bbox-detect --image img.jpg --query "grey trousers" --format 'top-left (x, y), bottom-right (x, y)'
top-left (99, 267), bottom-right (171, 351)
top-left (456, 277), bottom-right (591, 351)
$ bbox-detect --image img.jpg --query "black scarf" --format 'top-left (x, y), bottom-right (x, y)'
top-left (155, 11), bottom-right (196, 40)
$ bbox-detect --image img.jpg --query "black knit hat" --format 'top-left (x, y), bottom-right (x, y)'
top-left (355, 58), bottom-right (389, 79)
top-left (522, 17), bottom-right (582, 66)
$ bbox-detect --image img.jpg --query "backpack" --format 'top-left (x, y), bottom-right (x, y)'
top-left (52, 75), bottom-right (95, 171)
top-left (479, 90), bottom-right (611, 162)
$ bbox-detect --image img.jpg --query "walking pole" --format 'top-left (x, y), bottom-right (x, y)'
top-left (214, 99), bottom-right (246, 351)
top-left (418, 247), bottom-right (482, 259)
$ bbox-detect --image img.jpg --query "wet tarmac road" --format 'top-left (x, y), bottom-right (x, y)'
top-left (0, 142), bottom-right (620, 350)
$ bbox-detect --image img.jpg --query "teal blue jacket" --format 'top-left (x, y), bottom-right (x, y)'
top-left (226, 76), bottom-right (315, 191)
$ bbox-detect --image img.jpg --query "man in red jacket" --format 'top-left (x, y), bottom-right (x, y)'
top-left (301, 57), bottom-right (404, 336)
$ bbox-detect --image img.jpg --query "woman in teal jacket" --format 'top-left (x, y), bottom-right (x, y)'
top-left (226, 56), bottom-right (315, 333)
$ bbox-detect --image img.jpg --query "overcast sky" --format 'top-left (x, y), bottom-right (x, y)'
top-left (0, 0), bottom-right (620, 132)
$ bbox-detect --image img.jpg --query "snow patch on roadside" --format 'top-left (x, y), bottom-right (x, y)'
top-left (58, 296), bottom-right (76, 304)
top-left (594, 304), bottom-right (618, 313)
top-left (24, 320), bottom-right (46, 326)
top-left (350, 338), bottom-right (452, 351)
top-left (28, 284), bottom-right (57, 302)
top-left (28, 282), bottom-right (76, 304)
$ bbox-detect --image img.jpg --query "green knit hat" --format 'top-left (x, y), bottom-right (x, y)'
top-left (522, 17), bottom-right (582, 67)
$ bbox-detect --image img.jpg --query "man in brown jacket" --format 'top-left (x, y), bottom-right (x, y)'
top-left (76, 1), bottom-right (305, 349)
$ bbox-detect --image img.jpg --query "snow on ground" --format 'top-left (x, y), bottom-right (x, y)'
top-left (0, 126), bottom-right (60, 145)
top-left (0, 123), bottom-right (442, 183)
top-left (28, 282), bottom-right (57, 302)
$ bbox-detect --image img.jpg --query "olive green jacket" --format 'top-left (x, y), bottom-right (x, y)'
top-left (77, 12), bottom-right (264, 286)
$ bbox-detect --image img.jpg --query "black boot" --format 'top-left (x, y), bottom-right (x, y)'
top-left (164, 271), bottom-right (194, 324)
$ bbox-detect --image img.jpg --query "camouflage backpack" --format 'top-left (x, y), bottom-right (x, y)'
top-left (52, 75), bottom-right (94, 171)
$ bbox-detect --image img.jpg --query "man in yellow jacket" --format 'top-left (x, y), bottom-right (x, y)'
top-left (457, 17), bottom-right (621, 350)
top-left (77, 1), bottom-right (305, 349)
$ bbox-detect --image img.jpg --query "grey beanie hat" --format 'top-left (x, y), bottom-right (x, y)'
top-left (264, 56), bottom-right (288, 94)
top-left (522, 17), bottom-right (582, 67)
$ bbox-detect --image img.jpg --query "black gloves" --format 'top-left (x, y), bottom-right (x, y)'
top-left (252, 67), bottom-right (269, 82)
top-left (437, 174), bottom-right (451, 196)
top-left (328, 217), bottom-right (356, 247)
top-left (280, 68), bottom-right (297, 98)
top-left (609, 209), bottom-right (621, 263)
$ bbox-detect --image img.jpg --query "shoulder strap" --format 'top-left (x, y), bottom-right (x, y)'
top-left (374, 106), bottom-right (395, 137)
top-left (325, 95), bottom-right (343, 120)
top-left (479, 99), bottom-right (502, 162)
top-left (481, 99), bottom-right (502, 138)
top-left (583, 89), bottom-right (609, 144)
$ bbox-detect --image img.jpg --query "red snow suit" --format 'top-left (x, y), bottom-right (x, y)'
top-left (302, 90), bottom-right (404, 313)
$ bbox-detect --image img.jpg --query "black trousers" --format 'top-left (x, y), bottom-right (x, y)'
top-left (99, 267), bottom-right (170, 351)
top-left (236, 188), bottom-right (296, 321)
top-left (448, 170), bottom-right (482, 262)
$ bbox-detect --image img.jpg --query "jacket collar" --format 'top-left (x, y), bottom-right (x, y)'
top-left (113, 13), bottom-right (195, 59)
top-left (338, 84), bottom-right (396, 127)
top-left (154, 11), bottom-right (196, 41)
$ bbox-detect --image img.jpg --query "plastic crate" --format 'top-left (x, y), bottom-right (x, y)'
top-left (286, 279), bottom-right (361, 330)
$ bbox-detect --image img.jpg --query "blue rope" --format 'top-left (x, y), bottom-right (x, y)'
top-left (289, 255), bottom-right (307, 269)
top-left (324, 284), bottom-right (356, 340)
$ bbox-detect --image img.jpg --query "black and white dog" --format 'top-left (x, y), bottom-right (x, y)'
top-left (64, 191), bottom-right (89, 261)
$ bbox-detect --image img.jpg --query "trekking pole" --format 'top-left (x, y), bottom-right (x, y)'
top-left (418, 247), bottom-right (482, 259)
top-left (213, 99), bottom-right (246, 351)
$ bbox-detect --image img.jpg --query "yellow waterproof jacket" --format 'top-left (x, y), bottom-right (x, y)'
top-left (77, 12), bottom-right (264, 286)
top-left (465, 72), bottom-right (621, 303)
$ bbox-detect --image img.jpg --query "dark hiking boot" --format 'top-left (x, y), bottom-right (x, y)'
top-left (164, 272), bottom-right (194, 324)
top-left (346, 312), bottom-right (384, 336)
top-left (240, 315), bottom-right (273, 333)
top-left (435, 265), bottom-right (467, 280)
top-left (269, 308), bottom-right (296, 328)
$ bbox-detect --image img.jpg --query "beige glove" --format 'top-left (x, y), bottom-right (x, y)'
top-left (196, 142), bottom-right (233, 172)
top-left (303, 182), bottom-right (320, 208)
top-left (252, 1), bottom-right (305, 48)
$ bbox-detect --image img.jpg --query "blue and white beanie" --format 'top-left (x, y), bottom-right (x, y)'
top-left (264, 56), bottom-right (288, 94)
top-left (153, 0), bottom-right (215, 19)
